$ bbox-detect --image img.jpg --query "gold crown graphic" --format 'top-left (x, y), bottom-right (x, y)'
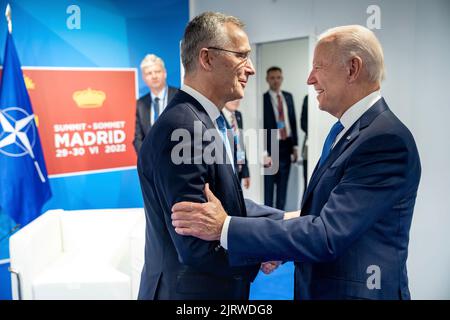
top-left (24, 75), bottom-right (35, 90)
top-left (72, 88), bottom-right (106, 108)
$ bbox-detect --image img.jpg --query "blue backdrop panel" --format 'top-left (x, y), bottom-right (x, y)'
top-left (0, 0), bottom-right (189, 299)
top-left (0, 0), bottom-right (188, 213)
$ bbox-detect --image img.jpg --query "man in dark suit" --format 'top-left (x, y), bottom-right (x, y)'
top-left (222, 99), bottom-right (250, 188)
top-left (133, 54), bottom-right (178, 154)
top-left (263, 67), bottom-right (298, 210)
top-left (172, 25), bottom-right (421, 300)
top-left (137, 12), bottom-right (283, 300)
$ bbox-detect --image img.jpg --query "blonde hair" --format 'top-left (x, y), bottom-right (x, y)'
top-left (140, 54), bottom-right (166, 71)
top-left (319, 25), bottom-right (385, 84)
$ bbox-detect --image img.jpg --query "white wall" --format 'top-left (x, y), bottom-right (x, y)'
top-left (257, 38), bottom-right (309, 210)
top-left (190, 0), bottom-right (450, 299)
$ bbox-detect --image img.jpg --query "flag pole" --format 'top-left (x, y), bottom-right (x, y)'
top-left (5, 3), bottom-right (12, 34)
top-left (0, 223), bottom-right (20, 243)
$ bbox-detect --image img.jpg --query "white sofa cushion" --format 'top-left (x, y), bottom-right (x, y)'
top-left (9, 210), bottom-right (64, 299)
top-left (9, 208), bottom-right (146, 300)
top-left (32, 252), bottom-right (130, 300)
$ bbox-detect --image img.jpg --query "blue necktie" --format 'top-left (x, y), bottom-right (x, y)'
top-left (216, 115), bottom-right (235, 172)
top-left (319, 121), bottom-right (344, 167)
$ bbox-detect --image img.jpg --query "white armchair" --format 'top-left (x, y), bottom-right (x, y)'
top-left (9, 208), bottom-right (146, 300)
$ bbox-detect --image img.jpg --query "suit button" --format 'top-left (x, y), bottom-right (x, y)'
top-left (214, 245), bottom-right (221, 252)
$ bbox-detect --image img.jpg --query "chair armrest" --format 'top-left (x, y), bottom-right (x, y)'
top-left (9, 210), bottom-right (64, 299)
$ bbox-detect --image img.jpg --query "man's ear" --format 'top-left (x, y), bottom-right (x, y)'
top-left (199, 48), bottom-right (213, 71)
top-left (347, 56), bottom-right (363, 83)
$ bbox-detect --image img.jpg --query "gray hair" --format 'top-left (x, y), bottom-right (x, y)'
top-left (318, 25), bottom-right (385, 84)
top-left (181, 12), bottom-right (244, 73)
top-left (140, 54), bottom-right (166, 71)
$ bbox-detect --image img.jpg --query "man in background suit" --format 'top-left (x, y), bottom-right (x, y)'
top-left (222, 99), bottom-right (250, 189)
top-left (137, 12), bottom-right (283, 300)
top-left (172, 25), bottom-right (421, 300)
top-left (263, 67), bottom-right (298, 210)
top-left (133, 54), bottom-right (178, 154)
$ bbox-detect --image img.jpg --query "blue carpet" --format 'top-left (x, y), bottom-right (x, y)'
top-left (250, 262), bottom-right (294, 300)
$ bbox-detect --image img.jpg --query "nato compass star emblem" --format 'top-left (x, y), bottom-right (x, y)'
top-left (0, 106), bottom-right (46, 182)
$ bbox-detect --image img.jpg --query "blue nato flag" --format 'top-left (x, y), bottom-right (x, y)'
top-left (0, 29), bottom-right (51, 228)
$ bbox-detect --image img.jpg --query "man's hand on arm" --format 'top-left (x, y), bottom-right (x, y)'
top-left (172, 183), bottom-right (227, 241)
top-left (243, 177), bottom-right (250, 189)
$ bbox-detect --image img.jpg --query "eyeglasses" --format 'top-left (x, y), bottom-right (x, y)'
top-left (207, 46), bottom-right (251, 61)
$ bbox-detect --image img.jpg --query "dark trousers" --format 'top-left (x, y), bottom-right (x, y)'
top-left (153, 273), bottom-right (251, 300)
top-left (264, 139), bottom-right (292, 210)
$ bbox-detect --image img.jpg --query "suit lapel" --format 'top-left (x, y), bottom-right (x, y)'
top-left (301, 98), bottom-right (389, 208)
top-left (168, 87), bottom-right (177, 102)
top-left (301, 123), bottom-right (361, 208)
top-left (265, 92), bottom-right (277, 124)
top-left (173, 91), bottom-right (242, 191)
top-left (143, 94), bottom-right (152, 133)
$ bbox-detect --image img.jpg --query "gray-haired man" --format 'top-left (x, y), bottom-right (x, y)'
top-left (133, 54), bottom-right (178, 154)
top-left (137, 12), bottom-right (283, 300)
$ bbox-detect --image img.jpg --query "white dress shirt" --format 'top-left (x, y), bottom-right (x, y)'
top-left (333, 90), bottom-right (382, 148)
top-left (220, 90), bottom-right (382, 250)
top-left (180, 84), bottom-right (235, 170)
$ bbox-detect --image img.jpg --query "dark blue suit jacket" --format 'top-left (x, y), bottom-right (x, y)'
top-left (137, 90), bottom-right (282, 300)
top-left (227, 98), bottom-right (421, 300)
top-left (133, 86), bottom-right (178, 153)
top-left (263, 91), bottom-right (298, 155)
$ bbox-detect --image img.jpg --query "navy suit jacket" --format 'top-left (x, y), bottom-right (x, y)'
top-left (133, 86), bottom-right (178, 153)
top-left (226, 98), bottom-right (421, 300)
top-left (137, 90), bottom-right (282, 299)
top-left (263, 91), bottom-right (298, 155)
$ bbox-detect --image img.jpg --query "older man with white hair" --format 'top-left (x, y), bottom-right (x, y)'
top-left (171, 25), bottom-right (422, 300)
top-left (133, 54), bottom-right (178, 154)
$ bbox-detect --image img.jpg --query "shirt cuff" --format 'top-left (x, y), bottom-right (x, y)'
top-left (220, 216), bottom-right (232, 250)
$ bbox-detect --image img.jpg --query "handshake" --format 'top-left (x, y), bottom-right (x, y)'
top-left (171, 183), bottom-right (301, 275)
top-left (260, 261), bottom-right (282, 274)
top-left (260, 210), bottom-right (301, 275)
